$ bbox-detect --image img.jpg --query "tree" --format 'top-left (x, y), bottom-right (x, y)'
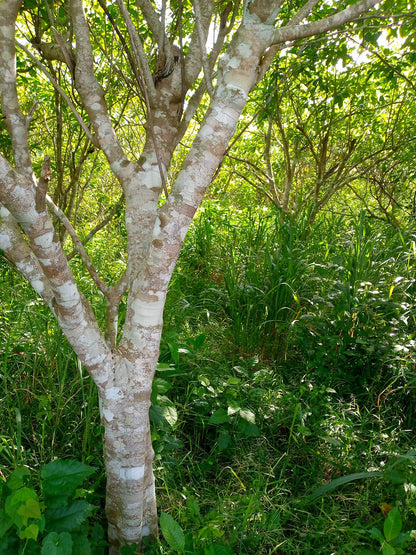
top-left (0, 0), bottom-right (387, 551)
top-left (221, 31), bottom-right (416, 230)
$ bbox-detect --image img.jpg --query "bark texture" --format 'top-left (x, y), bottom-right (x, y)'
top-left (0, 0), bottom-right (380, 551)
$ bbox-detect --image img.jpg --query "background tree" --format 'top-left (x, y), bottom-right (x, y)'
top-left (0, 0), bottom-right (395, 551)
top-left (220, 28), bottom-right (416, 230)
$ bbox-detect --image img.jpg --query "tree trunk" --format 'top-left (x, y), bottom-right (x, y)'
top-left (99, 353), bottom-right (159, 552)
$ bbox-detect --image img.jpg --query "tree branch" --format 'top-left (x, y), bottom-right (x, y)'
top-left (0, 206), bottom-right (54, 306)
top-left (16, 40), bottom-right (96, 144)
top-left (272, 0), bottom-right (379, 46)
top-left (67, 194), bottom-right (124, 261)
top-left (137, 0), bottom-right (165, 44)
top-left (193, 0), bottom-right (214, 96)
top-left (0, 154), bottom-right (112, 381)
top-left (69, 0), bottom-right (131, 180)
top-left (0, 1), bottom-right (34, 180)
top-left (115, 0), bottom-right (157, 103)
top-left (45, 195), bottom-right (110, 296)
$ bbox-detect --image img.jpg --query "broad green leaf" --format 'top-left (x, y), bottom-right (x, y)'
top-left (19, 523), bottom-right (39, 541)
top-left (237, 420), bottom-right (259, 437)
top-left (161, 404), bottom-right (178, 427)
top-left (218, 430), bottom-right (232, 451)
top-left (41, 531), bottom-right (73, 555)
top-left (150, 404), bottom-right (170, 431)
top-left (162, 435), bottom-right (184, 451)
top-left (391, 532), bottom-right (411, 547)
top-left (6, 467), bottom-right (31, 490)
top-left (381, 541), bottom-right (396, 555)
top-left (45, 501), bottom-right (93, 533)
top-left (384, 507), bottom-right (402, 542)
top-left (71, 531), bottom-right (92, 555)
top-left (18, 496), bottom-right (41, 523)
top-left (160, 512), bottom-right (185, 553)
top-left (151, 377), bottom-right (172, 401)
top-left (227, 401), bottom-right (241, 415)
top-left (5, 487), bottom-right (39, 528)
top-left (369, 527), bottom-right (385, 543)
top-left (203, 544), bottom-right (234, 555)
top-left (0, 508), bottom-right (13, 537)
top-left (208, 409), bottom-right (230, 424)
top-left (41, 460), bottom-right (96, 499)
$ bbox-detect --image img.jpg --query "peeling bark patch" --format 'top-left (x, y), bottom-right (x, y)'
top-left (0, 232), bottom-right (12, 249)
top-left (138, 292), bottom-right (159, 303)
top-left (130, 297), bottom-right (164, 327)
top-left (237, 43), bottom-right (253, 57)
top-left (33, 231), bottom-right (54, 249)
top-left (120, 466), bottom-right (145, 481)
top-left (224, 70), bottom-right (253, 95)
top-left (105, 387), bottom-right (123, 400)
top-left (181, 203), bottom-right (196, 218)
top-left (31, 279), bottom-right (45, 294)
top-left (158, 214), bottom-right (168, 228)
top-left (103, 408), bottom-right (114, 422)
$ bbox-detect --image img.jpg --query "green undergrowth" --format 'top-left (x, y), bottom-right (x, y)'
top-left (1, 206), bottom-right (416, 553)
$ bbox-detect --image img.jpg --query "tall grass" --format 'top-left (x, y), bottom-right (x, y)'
top-left (1, 205), bottom-right (416, 553)
top-left (0, 261), bottom-right (102, 472)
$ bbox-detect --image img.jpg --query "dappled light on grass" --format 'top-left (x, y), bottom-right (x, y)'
top-left (2, 208), bottom-right (416, 552)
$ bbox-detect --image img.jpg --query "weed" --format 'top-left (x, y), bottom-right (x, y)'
top-left (0, 460), bottom-right (106, 554)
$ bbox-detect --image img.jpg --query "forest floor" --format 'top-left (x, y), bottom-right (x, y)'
top-left (1, 208), bottom-right (415, 553)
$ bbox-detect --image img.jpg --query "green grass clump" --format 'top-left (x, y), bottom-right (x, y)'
top-left (1, 206), bottom-right (416, 553)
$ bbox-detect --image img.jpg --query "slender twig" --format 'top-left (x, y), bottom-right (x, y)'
top-left (67, 194), bottom-right (125, 261)
top-left (45, 195), bottom-right (110, 295)
top-left (115, 0), bottom-right (157, 101)
top-left (16, 40), bottom-right (96, 144)
top-left (193, 0), bottom-right (214, 96)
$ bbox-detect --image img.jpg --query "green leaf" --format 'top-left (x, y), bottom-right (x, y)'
top-left (5, 487), bottom-right (40, 528)
top-left (203, 544), bottom-right (234, 555)
top-left (159, 512), bottom-right (185, 553)
top-left (6, 467), bottom-right (31, 490)
top-left (161, 403), bottom-right (178, 427)
top-left (151, 377), bottom-right (172, 403)
top-left (381, 541), bottom-right (396, 555)
top-left (0, 508), bottom-right (13, 537)
top-left (218, 430), bottom-right (232, 451)
top-left (237, 420), bottom-right (259, 437)
top-left (369, 527), bottom-right (385, 544)
top-left (71, 531), bottom-right (92, 555)
top-left (208, 409), bottom-right (230, 424)
top-left (384, 507), bottom-right (402, 542)
top-left (18, 496), bottom-right (41, 523)
top-left (45, 501), bottom-right (93, 533)
top-left (19, 523), bottom-right (39, 541)
top-left (41, 460), bottom-right (96, 500)
top-left (41, 531), bottom-right (73, 555)
top-left (191, 333), bottom-right (206, 349)
top-left (307, 471), bottom-right (382, 501)
top-left (162, 435), bottom-right (184, 451)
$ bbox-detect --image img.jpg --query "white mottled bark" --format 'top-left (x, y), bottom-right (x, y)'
top-left (100, 354), bottom-right (158, 552)
top-left (0, 0), bottom-right (381, 552)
